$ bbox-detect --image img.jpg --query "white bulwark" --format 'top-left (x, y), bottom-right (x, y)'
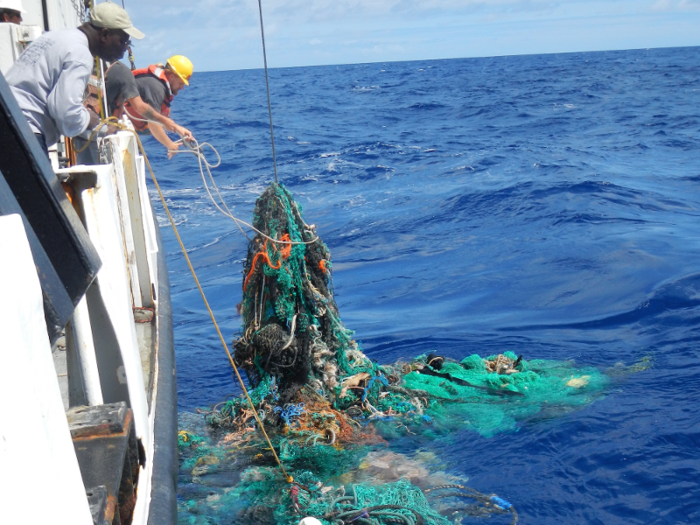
top-left (0, 214), bottom-right (93, 525)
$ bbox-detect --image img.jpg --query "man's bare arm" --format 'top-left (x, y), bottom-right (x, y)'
top-left (148, 121), bottom-right (180, 159)
top-left (127, 96), bottom-right (194, 140)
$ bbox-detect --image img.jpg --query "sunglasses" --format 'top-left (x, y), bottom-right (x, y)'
top-left (104, 28), bottom-right (132, 47)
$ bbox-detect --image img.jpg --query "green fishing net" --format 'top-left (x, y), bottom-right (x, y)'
top-left (178, 421), bottom-right (517, 525)
top-left (395, 352), bottom-right (609, 438)
top-left (177, 183), bottom-right (621, 525)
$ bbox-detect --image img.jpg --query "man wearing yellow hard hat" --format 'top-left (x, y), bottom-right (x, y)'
top-left (105, 55), bottom-right (194, 155)
top-left (116, 55), bottom-right (194, 156)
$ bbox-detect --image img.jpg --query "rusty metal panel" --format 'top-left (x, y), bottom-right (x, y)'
top-left (87, 485), bottom-right (116, 525)
top-left (67, 403), bottom-right (129, 438)
top-left (67, 402), bottom-right (141, 525)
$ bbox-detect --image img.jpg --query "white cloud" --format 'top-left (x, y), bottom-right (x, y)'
top-left (651, 0), bottom-right (700, 10)
top-left (652, 0), bottom-right (673, 10)
top-left (120, 0), bottom-right (700, 70)
top-left (265, 0), bottom-right (574, 22)
top-left (130, 0), bottom-right (609, 28)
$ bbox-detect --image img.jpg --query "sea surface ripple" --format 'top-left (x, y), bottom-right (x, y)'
top-left (146, 47), bottom-right (700, 524)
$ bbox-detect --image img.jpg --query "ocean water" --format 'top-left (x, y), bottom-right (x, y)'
top-left (146, 47), bottom-right (700, 524)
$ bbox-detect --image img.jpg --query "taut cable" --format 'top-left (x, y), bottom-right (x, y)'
top-left (257, 0), bottom-right (279, 184)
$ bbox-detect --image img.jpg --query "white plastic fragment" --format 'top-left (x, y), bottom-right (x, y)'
top-left (299, 518), bottom-right (323, 525)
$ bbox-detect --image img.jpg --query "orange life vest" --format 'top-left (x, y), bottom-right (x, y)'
top-left (122, 64), bottom-right (174, 131)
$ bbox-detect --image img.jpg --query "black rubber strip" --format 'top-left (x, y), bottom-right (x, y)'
top-left (147, 206), bottom-right (178, 525)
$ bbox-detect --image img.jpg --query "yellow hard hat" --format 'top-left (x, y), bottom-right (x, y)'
top-left (166, 55), bottom-right (193, 85)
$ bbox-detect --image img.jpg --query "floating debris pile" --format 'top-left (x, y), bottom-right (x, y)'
top-left (218, 184), bottom-right (609, 439)
top-left (178, 183), bottom-right (613, 525)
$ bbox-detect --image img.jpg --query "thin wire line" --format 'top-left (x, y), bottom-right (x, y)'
top-left (257, 0), bottom-right (279, 184)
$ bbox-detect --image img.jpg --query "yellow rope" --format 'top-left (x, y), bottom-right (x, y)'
top-left (95, 56), bottom-right (105, 120)
top-left (74, 118), bottom-right (115, 153)
top-left (87, 120), bottom-right (294, 484)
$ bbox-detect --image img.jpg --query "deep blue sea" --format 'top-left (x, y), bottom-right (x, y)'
top-left (146, 47), bottom-right (700, 524)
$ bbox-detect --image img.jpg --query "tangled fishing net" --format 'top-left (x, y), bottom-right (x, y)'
top-left (178, 183), bottom-right (615, 525)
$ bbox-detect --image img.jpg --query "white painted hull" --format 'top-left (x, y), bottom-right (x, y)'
top-left (0, 132), bottom-right (177, 524)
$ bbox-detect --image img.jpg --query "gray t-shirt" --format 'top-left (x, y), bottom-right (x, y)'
top-left (6, 28), bottom-right (92, 147)
top-left (104, 61), bottom-right (139, 115)
top-left (136, 74), bottom-right (170, 114)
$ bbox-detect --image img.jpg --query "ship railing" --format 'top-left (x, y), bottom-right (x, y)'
top-left (55, 128), bottom-right (160, 524)
top-left (1, 81), bottom-right (161, 521)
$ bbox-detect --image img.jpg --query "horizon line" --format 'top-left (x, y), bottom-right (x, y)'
top-left (195, 44), bottom-right (700, 74)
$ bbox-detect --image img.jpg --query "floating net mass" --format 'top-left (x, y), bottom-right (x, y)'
top-left (178, 183), bottom-right (615, 525)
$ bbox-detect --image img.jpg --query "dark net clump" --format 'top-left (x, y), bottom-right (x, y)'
top-left (232, 183), bottom-right (375, 408)
top-left (182, 184), bottom-right (620, 525)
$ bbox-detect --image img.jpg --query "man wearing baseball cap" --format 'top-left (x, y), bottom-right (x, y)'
top-left (0, 0), bottom-right (24, 24)
top-left (6, 1), bottom-right (144, 153)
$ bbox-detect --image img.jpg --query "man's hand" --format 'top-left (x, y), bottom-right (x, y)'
top-left (88, 108), bottom-right (101, 129)
top-left (166, 141), bottom-right (180, 160)
top-left (172, 124), bottom-right (194, 141)
top-left (149, 122), bottom-right (182, 159)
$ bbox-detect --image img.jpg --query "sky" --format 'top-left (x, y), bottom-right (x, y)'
top-left (123, 0), bottom-right (700, 72)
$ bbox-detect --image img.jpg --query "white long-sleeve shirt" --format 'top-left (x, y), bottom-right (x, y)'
top-left (6, 28), bottom-right (92, 147)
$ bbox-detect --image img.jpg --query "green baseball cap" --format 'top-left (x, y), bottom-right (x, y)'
top-left (89, 1), bottom-right (144, 40)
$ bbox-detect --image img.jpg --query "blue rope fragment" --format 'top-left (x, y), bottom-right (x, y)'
top-left (269, 379), bottom-right (280, 402)
top-left (274, 402), bottom-right (306, 427)
top-left (362, 376), bottom-right (389, 402)
top-left (371, 415), bottom-right (396, 422)
top-left (347, 510), bottom-right (369, 523)
top-left (490, 496), bottom-right (512, 509)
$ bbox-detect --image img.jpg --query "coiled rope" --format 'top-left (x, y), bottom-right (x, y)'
top-left (114, 107), bottom-right (319, 246)
top-left (168, 136), bottom-right (319, 246)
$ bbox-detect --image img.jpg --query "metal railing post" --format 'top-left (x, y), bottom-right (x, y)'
top-left (68, 294), bottom-right (104, 405)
